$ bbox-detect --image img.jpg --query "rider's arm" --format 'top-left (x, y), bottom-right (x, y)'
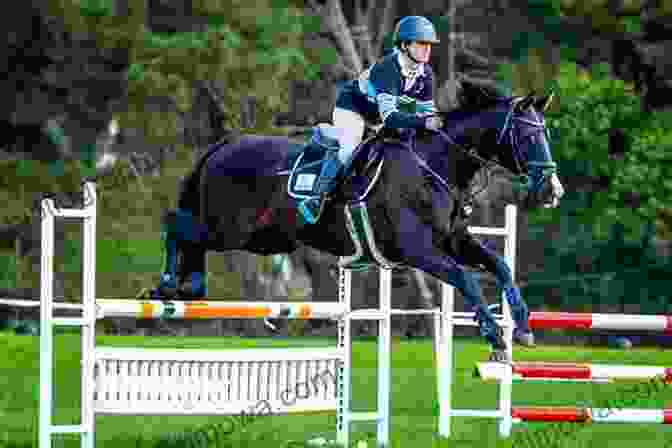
top-left (415, 66), bottom-right (438, 117)
top-left (368, 63), bottom-right (425, 129)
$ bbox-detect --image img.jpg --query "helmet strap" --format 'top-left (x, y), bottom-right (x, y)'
top-left (406, 49), bottom-right (421, 64)
top-left (400, 43), bottom-right (421, 69)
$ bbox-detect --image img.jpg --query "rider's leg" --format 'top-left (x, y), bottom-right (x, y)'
top-left (314, 108), bottom-right (366, 195)
top-left (332, 107), bottom-right (366, 168)
top-left (299, 108), bottom-right (366, 223)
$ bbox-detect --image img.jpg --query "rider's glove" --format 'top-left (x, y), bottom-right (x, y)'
top-left (424, 115), bottom-right (444, 131)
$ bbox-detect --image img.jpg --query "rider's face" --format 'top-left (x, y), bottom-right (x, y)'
top-left (407, 42), bottom-right (432, 63)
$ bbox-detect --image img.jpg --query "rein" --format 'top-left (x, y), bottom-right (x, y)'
top-left (408, 102), bottom-right (553, 203)
top-left (404, 104), bottom-right (517, 203)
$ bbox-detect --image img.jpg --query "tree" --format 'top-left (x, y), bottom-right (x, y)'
top-left (44, 0), bottom-right (328, 143)
top-left (488, 1), bottom-right (672, 239)
top-left (303, 0), bottom-right (396, 79)
top-left (527, 60), bottom-right (672, 241)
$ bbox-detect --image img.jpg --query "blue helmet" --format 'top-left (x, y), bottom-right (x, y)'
top-left (393, 16), bottom-right (440, 45)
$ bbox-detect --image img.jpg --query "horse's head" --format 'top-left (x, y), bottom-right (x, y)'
top-left (498, 91), bottom-right (565, 209)
top-left (438, 82), bottom-right (565, 210)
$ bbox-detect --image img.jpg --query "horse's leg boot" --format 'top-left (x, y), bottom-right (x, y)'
top-left (158, 209), bottom-right (210, 297)
top-left (179, 271), bottom-right (207, 298)
top-left (474, 304), bottom-right (510, 362)
top-left (504, 285), bottom-right (535, 347)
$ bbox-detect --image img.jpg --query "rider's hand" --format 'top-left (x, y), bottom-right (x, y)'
top-left (424, 115), bottom-right (444, 131)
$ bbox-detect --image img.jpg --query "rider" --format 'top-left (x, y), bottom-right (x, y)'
top-left (299, 15), bottom-right (445, 223)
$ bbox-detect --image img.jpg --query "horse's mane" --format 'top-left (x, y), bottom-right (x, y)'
top-left (438, 80), bottom-right (514, 120)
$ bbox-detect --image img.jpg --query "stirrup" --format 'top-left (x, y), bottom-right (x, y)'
top-left (298, 197), bottom-right (327, 224)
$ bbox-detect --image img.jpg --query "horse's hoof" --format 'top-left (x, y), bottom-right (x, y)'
top-left (178, 283), bottom-right (206, 299)
top-left (138, 287), bottom-right (175, 300)
top-left (158, 285), bottom-right (178, 299)
top-left (514, 329), bottom-right (536, 347)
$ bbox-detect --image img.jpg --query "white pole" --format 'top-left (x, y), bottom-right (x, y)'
top-left (81, 182), bottom-right (97, 448)
top-left (377, 268), bottom-right (392, 447)
top-left (336, 265), bottom-right (352, 447)
top-left (438, 281), bottom-right (453, 437)
top-left (498, 204), bottom-right (517, 437)
top-left (39, 197), bottom-right (56, 448)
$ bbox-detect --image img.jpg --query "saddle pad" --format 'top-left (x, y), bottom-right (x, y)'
top-left (288, 143), bottom-right (326, 200)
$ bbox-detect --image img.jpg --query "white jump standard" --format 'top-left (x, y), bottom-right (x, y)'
top-left (38, 182), bottom-right (532, 447)
top-left (38, 182), bottom-right (392, 448)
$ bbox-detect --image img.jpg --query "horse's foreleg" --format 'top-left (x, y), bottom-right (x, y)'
top-left (450, 233), bottom-right (534, 346)
top-left (396, 211), bottom-right (509, 360)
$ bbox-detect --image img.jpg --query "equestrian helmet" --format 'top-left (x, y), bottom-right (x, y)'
top-left (393, 16), bottom-right (440, 46)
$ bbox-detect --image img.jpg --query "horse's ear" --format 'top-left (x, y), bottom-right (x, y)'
top-left (534, 91), bottom-right (555, 112)
top-left (460, 80), bottom-right (478, 92)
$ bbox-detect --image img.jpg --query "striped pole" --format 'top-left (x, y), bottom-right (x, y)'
top-left (528, 312), bottom-right (672, 333)
top-left (96, 300), bottom-right (345, 320)
top-left (512, 407), bottom-right (672, 424)
top-left (476, 362), bottom-right (672, 382)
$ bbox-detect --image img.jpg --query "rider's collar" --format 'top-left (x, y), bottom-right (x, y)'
top-left (396, 50), bottom-right (424, 78)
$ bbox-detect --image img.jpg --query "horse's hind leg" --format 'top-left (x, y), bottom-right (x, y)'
top-left (177, 242), bottom-right (207, 298)
top-left (156, 209), bottom-right (209, 298)
top-left (156, 213), bottom-right (179, 297)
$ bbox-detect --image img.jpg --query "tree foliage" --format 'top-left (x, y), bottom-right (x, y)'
top-left (46, 0), bottom-right (328, 141)
top-left (523, 216), bottom-right (671, 313)
top-left (526, 60), bottom-right (672, 241)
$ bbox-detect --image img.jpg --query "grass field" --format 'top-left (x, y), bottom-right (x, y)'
top-left (2, 332), bottom-right (672, 448)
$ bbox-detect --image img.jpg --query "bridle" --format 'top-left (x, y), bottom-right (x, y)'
top-left (407, 99), bottom-right (554, 202)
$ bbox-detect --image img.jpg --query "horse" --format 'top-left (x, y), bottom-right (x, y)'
top-left (147, 82), bottom-right (565, 362)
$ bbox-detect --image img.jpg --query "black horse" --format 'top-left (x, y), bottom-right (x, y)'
top-left (148, 83), bottom-right (564, 362)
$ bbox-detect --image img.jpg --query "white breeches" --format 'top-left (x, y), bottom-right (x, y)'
top-left (332, 107), bottom-right (366, 165)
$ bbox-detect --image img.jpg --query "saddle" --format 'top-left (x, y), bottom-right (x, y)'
top-left (287, 123), bottom-right (387, 205)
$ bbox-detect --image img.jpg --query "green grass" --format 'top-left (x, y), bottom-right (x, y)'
top-left (3, 334), bottom-right (672, 448)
